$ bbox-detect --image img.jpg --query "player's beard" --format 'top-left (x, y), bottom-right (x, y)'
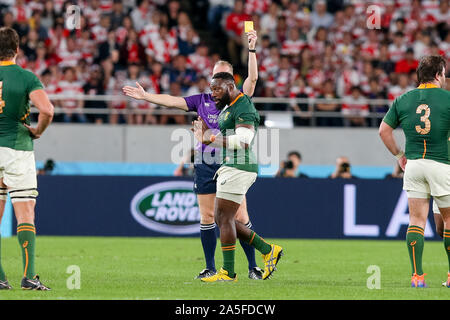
top-left (215, 91), bottom-right (231, 110)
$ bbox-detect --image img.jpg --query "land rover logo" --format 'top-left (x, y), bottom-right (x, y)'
top-left (130, 181), bottom-right (200, 235)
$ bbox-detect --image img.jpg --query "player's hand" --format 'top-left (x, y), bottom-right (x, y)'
top-left (398, 155), bottom-right (407, 171)
top-left (192, 118), bottom-right (204, 143)
top-left (122, 82), bottom-right (146, 100)
top-left (247, 30), bottom-right (257, 50)
top-left (173, 167), bottom-right (183, 176)
top-left (23, 124), bottom-right (41, 140)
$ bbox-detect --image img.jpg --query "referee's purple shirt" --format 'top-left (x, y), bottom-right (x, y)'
top-left (184, 93), bottom-right (221, 153)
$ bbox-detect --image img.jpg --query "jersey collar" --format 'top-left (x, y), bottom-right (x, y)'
top-left (417, 83), bottom-right (439, 89)
top-left (229, 92), bottom-right (244, 107)
top-left (0, 61), bottom-right (15, 66)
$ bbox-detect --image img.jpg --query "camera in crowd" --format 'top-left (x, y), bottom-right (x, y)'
top-left (282, 160), bottom-right (295, 170)
top-left (276, 151), bottom-right (308, 178)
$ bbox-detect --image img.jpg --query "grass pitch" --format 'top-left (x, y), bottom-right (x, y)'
top-left (0, 236), bottom-right (448, 300)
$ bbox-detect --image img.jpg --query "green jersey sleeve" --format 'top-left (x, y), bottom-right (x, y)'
top-left (383, 98), bottom-right (400, 129)
top-left (234, 97), bottom-right (259, 127)
top-left (26, 71), bottom-right (44, 97)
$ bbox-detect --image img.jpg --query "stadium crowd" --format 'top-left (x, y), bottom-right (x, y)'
top-left (0, 0), bottom-right (448, 126)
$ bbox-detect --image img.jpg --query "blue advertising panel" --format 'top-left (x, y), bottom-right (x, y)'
top-left (31, 176), bottom-right (439, 240)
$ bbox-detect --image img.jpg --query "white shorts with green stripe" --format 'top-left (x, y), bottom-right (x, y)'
top-left (215, 166), bottom-right (257, 204)
top-left (0, 147), bottom-right (38, 202)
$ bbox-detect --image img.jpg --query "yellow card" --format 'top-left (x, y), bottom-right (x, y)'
top-left (244, 21), bottom-right (254, 33)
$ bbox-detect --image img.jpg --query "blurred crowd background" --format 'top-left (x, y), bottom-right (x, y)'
top-left (0, 0), bottom-right (449, 126)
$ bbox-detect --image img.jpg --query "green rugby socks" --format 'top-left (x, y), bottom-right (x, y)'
top-left (247, 231), bottom-right (271, 255)
top-left (406, 225), bottom-right (425, 275)
top-left (444, 229), bottom-right (450, 271)
top-left (17, 223), bottom-right (36, 279)
top-left (221, 243), bottom-right (236, 277)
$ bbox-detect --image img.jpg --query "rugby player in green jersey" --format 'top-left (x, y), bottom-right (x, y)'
top-left (192, 72), bottom-right (283, 282)
top-left (379, 55), bottom-right (450, 288)
top-left (0, 27), bottom-right (54, 290)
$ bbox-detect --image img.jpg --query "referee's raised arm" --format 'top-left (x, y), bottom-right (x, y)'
top-left (242, 30), bottom-right (258, 97)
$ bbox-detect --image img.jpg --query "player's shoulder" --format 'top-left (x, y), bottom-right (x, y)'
top-left (393, 88), bottom-right (419, 107)
top-left (17, 66), bottom-right (41, 82)
top-left (237, 94), bottom-right (255, 108)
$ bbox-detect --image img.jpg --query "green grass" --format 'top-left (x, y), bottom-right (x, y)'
top-left (0, 236), bottom-right (448, 300)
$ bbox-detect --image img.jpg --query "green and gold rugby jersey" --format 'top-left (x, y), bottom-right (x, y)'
top-left (383, 83), bottom-right (450, 164)
top-left (218, 93), bottom-right (260, 173)
top-left (0, 62), bottom-right (43, 151)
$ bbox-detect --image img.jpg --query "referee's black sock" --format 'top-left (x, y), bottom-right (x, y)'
top-left (239, 221), bottom-right (258, 270)
top-left (200, 223), bottom-right (217, 272)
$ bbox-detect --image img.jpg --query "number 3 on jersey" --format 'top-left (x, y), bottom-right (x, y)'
top-left (415, 104), bottom-right (430, 135)
top-left (0, 81), bottom-right (5, 113)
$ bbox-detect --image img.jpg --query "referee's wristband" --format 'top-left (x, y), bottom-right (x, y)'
top-left (249, 49), bottom-right (256, 53)
top-left (395, 151), bottom-right (405, 159)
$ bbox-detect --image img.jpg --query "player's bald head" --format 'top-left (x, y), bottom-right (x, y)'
top-left (213, 60), bottom-right (233, 76)
top-left (211, 72), bottom-right (236, 88)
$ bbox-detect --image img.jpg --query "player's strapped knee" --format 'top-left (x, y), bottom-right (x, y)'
top-left (406, 190), bottom-right (430, 199)
top-left (0, 187), bottom-right (7, 201)
top-left (433, 194), bottom-right (450, 209)
top-left (8, 188), bottom-right (38, 203)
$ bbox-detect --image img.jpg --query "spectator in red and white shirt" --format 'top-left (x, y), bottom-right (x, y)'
top-left (306, 57), bottom-right (326, 93)
top-left (84, 0), bottom-right (102, 27)
top-left (11, 0), bottom-right (31, 24)
top-left (139, 10), bottom-right (162, 48)
top-left (260, 43), bottom-right (280, 81)
top-left (342, 86), bottom-right (369, 127)
top-left (40, 68), bottom-right (57, 97)
top-left (388, 31), bottom-right (407, 63)
top-left (281, 27), bottom-right (305, 57)
top-left (282, 0), bottom-right (308, 29)
top-left (116, 16), bottom-right (133, 46)
top-left (308, 26), bottom-right (328, 56)
top-left (440, 33), bottom-right (450, 61)
top-left (122, 64), bottom-right (155, 124)
top-left (361, 30), bottom-right (380, 60)
top-left (245, 0), bottom-right (271, 16)
top-left (58, 36), bottom-right (82, 69)
top-left (30, 43), bottom-right (49, 76)
top-left (145, 26), bottom-right (179, 65)
top-left (130, 0), bottom-right (153, 32)
top-left (429, 0), bottom-right (450, 23)
top-left (260, 2), bottom-right (280, 42)
top-left (173, 11), bottom-right (199, 44)
top-left (359, 61), bottom-right (376, 95)
top-left (266, 55), bottom-right (298, 98)
top-left (388, 73), bottom-right (414, 101)
top-left (187, 43), bottom-right (212, 78)
top-left (78, 29), bottom-right (96, 65)
top-left (92, 15), bottom-right (111, 44)
top-left (56, 67), bottom-right (86, 123)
